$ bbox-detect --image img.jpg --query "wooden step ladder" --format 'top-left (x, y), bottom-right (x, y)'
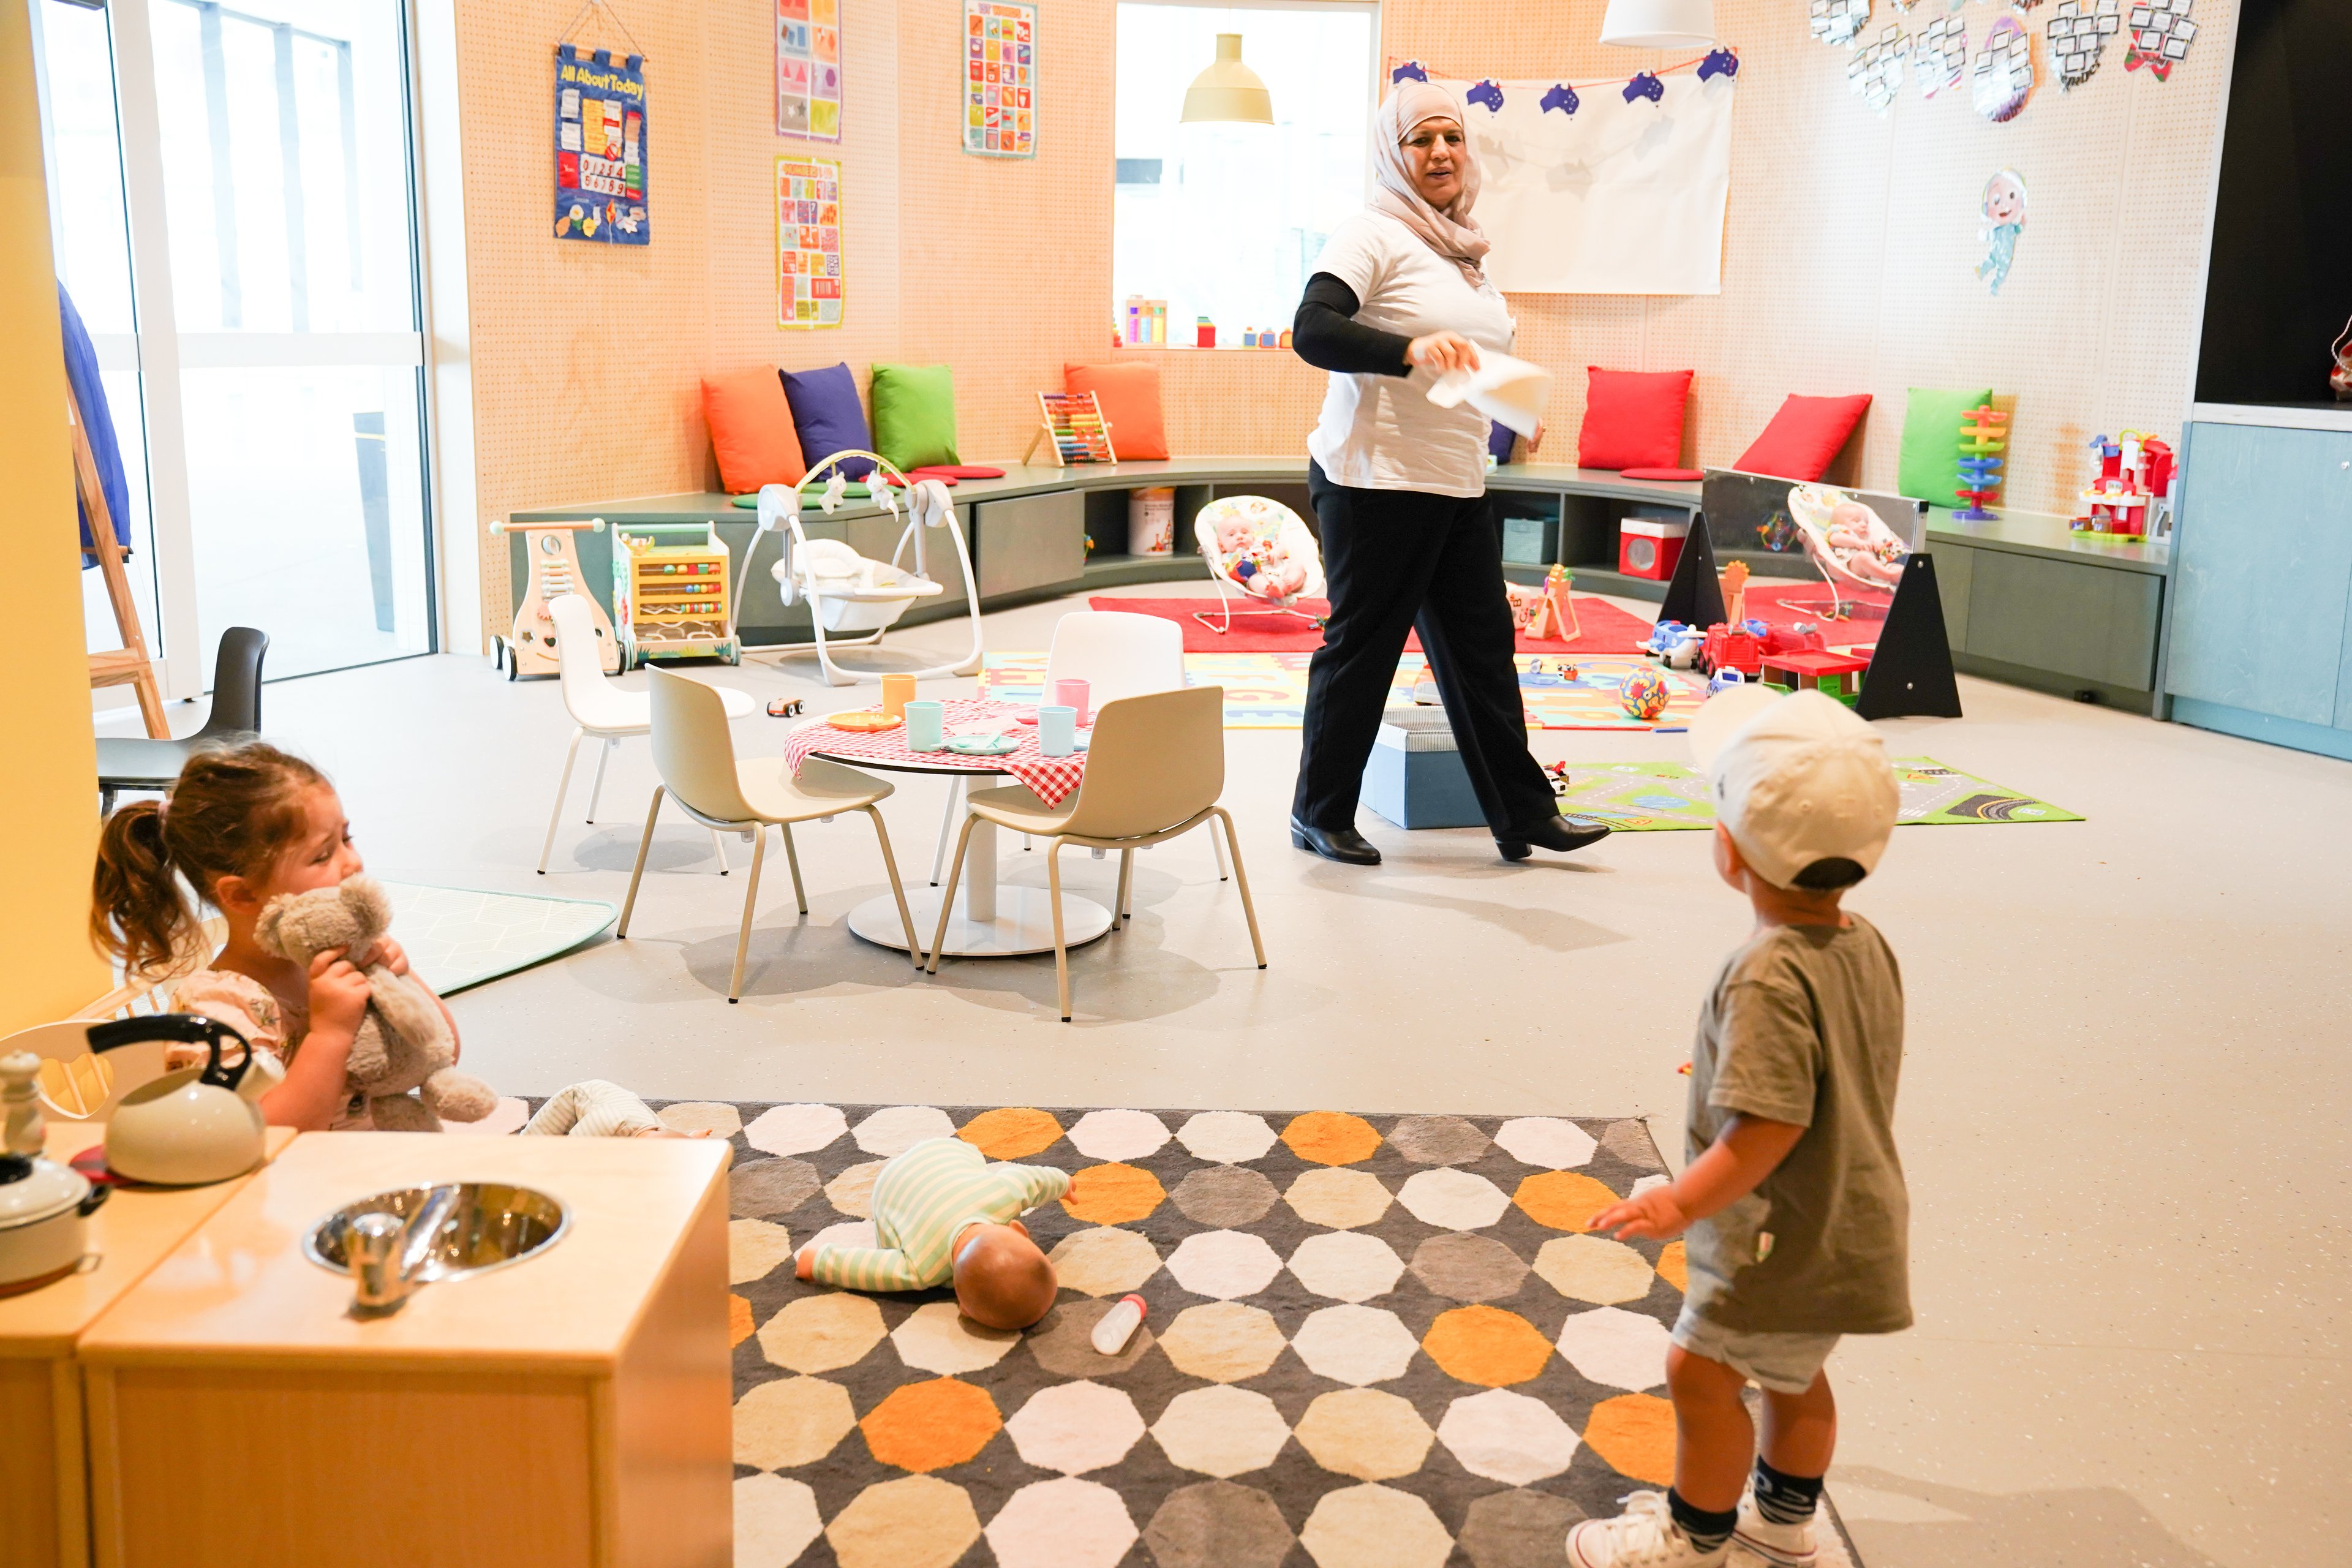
top-left (70, 378), bottom-right (167, 739)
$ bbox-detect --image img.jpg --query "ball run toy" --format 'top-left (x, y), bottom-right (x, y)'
top-left (1953, 404), bottom-right (2009, 522)
top-left (1619, 667), bottom-right (1672, 720)
top-left (1706, 666), bottom-right (1746, 695)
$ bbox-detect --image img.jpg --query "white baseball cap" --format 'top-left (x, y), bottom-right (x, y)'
top-left (1688, 687), bottom-right (1899, 889)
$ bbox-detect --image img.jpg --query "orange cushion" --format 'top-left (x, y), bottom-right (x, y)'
top-left (1064, 363), bottom-right (1170, 461)
top-left (702, 368), bottom-right (806, 494)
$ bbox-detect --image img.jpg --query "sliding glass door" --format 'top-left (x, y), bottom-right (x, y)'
top-left (32, 0), bottom-right (434, 692)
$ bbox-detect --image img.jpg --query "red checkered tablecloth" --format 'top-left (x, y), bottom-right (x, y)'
top-left (783, 698), bottom-right (1089, 807)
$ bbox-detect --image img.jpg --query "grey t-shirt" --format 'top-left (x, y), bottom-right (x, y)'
top-left (1684, 914), bottom-right (1912, 1335)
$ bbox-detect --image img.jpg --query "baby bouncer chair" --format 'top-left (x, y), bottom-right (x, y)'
top-left (743, 450), bottom-right (984, 686)
top-left (1784, 483), bottom-right (1911, 622)
top-left (1192, 494), bottom-right (1327, 636)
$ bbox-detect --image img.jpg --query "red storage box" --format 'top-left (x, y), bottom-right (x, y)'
top-left (1618, 518), bottom-right (1689, 581)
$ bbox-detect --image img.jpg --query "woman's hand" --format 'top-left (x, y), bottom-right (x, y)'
top-left (1405, 332), bottom-right (1481, 376)
top-left (1526, 421), bottom-right (1545, 455)
top-left (307, 948), bottom-right (371, 1038)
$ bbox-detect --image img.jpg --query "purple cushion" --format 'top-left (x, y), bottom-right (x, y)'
top-left (1488, 421), bottom-right (1517, 464)
top-left (780, 362), bottom-right (875, 478)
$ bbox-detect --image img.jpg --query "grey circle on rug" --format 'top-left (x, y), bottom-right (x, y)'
top-left (1389, 1114), bottom-right (1494, 1166)
top-left (729, 1156), bottom-right (821, 1218)
top-left (1143, 1479), bottom-right (1296, 1568)
top-left (1409, 1232), bottom-right (1529, 1302)
top-left (1172, 1164), bottom-right (1280, 1227)
top-left (1459, 1488), bottom-right (1588, 1568)
top-left (1599, 1119), bottom-right (1666, 1170)
top-left (1029, 1297), bottom-right (1159, 1378)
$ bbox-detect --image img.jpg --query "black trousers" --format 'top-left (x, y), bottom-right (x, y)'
top-left (1292, 461), bottom-right (1555, 835)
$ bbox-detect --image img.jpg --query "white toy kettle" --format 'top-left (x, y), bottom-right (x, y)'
top-left (88, 1014), bottom-right (279, 1186)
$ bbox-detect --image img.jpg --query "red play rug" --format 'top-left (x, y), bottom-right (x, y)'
top-left (1088, 595), bottom-right (1656, 655)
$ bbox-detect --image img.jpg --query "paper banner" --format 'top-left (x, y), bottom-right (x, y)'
top-left (777, 156), bottom-right (844, 328)
top-left (776, 0), bottom-right (843, 140)
top-left (963, 0), bottom-right (1036, 158)
top-left (554, 47), bottom-right (648, 245)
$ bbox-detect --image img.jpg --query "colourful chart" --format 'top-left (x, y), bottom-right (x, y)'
top-left (963, 0), bottom-right (1036, 158)
top-left (1551, 760), bottom-right (2082, 831)
top-left (776, 156), bottom-right (844, 328)
top-left (553, 46), bottom-right (647, 245)
top-left (775, 0), bottom-right (842, 140)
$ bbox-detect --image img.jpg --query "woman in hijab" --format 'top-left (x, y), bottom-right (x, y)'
top-left (1286, 81), bottom-right (1610, 867)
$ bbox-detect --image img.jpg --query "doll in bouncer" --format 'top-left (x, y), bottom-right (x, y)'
top-left (1212, 507), bottom-right (1311, 601)
top-left (1789, 484), bottom-right (1908, 589)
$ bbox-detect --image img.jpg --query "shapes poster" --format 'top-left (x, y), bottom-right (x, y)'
top-left (777, 0), bottom-right (842, 140)
top-left (777, 156), bottom-right (844, 328)
top-left (963, 0), bottom-right (1035, 159)
top-left (554, 46), bottom-right (647, 245)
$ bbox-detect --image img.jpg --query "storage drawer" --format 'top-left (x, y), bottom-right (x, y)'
top-left (1964, 551), bottom-right (2161, 690)
top-left (974, 490), bottom-right (1087, 598)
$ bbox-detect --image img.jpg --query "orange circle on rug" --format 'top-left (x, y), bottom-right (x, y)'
top-left (959, 1106), bottom-right (1065, 1159)
top-left (1585, 1393), bottom-right (1676, 1485)
top-left (861, 1378), bottom-right (1002, 1472)
top-left (1655, 1240), bottom-right (1688, 1294)
top-left (728, 1293), bottom-right (756, 1349)
top-left (1420, 1305), bottom-right (1553, 1387)
top-left (1281, 1111), bottom-right (1383, 1166)
top-left (1062, 1162), bottom-right (1167, 1225)
top-left (1513, 1171), bottom-right (1619, 1232)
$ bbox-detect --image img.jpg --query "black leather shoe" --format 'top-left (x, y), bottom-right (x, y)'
top-left (1497, 814), bottom-right (1613, 861)
top-left (1291, 816), bottom-right (1382, 865)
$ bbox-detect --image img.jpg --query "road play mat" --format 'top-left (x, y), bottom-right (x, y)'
top-left (1551, 759), bottom-right (2082, 831)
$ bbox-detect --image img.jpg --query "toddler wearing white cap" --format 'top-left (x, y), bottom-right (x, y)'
top-left (1570, 688), bottom-right (1910, 1568)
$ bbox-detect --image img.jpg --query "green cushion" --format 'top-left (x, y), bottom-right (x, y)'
top-left (1898, 386), bottom-right (1994, 508)
top-left (869, 363), bottom-right (960, 471)
top-left (730, 484), bottom-right (872, 507)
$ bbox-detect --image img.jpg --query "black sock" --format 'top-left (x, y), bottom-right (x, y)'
top-left (1752, 1458), bottom-right (1825, 1526)
top-left (1667, 1488), bottom-right (1738, 1555)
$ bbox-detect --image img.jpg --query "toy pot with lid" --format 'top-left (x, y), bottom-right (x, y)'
top-left (88, 1014), bottom-right (281, 1186)
top-left (0, 1051), bottom-right (110, 1291)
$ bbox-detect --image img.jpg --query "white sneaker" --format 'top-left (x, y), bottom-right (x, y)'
top-left (1567, 1491), bottom-right (1730, 1568)
top-left (1733, 1494), bottom-right (1818, 1567)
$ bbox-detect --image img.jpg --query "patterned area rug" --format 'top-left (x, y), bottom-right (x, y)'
top-left (380, 881), bottom-right (615, 995)
top-left (684, 1101), bottom-right (1861, 1568)
top-left (1555, 758), bottom-right (2083, 831)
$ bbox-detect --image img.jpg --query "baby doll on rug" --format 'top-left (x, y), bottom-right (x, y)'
top-left (1211, 508), bottom-right (1310, 601)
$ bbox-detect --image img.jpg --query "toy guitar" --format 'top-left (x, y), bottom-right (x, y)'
top-left (489, 518), bottom-right (619, 679)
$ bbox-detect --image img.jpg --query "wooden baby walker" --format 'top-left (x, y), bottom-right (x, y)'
top-left (489, 517), bottom-right (620, 678)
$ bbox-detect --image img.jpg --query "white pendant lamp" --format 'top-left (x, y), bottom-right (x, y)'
top-left (1598, 0), bottom-right (1716, 48)
top-left (1180, 33), bottom-right (1273, 124)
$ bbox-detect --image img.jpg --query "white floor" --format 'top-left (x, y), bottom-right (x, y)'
top-left (115, 582), bottom-right (2352, 1568)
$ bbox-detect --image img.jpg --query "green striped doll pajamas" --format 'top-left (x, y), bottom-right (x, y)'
top-left (810, 1137), bottom-right (1072, 1291)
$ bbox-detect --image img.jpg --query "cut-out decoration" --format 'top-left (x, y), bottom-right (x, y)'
top-left (1974, 170), bottom-right (2027, 296)
top-left (2124, 1), bottom-right (2196, 81)
top-left (1540, 83), bottom-right (1581, 115)
top-left (1849, 26), bottom-right (1909, 111)
top-left (1809, 0), bottom-right (1871, 48)
top-left (1623, 71), bottom-right (1665, 104)
top-left (1466, 78), bottom-right (1506, 112)
top-left (2046, 0), bottom-right (2124, 90)
top-left (1390, 59), bottom-right (1430, 83)
top-left (1970, 14), bottom-right (2032, 122)
top-left (1697, 48), bottom-right (1741, 81)
top-left (1915, 15), bottom-right (1967, 97)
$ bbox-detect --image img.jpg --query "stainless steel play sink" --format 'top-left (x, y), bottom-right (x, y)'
top-left (303, 1182), bottom-right (569, 1286)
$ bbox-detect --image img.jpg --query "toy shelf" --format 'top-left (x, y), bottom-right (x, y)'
top-left (612, 525), bottom-right (739, 668)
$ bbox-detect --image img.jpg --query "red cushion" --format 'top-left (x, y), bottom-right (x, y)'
top-left (1577, 368), bottom-right (1693, 471)
top-left (1065, 363), bottom-right (1170, 461)
top-left (1621, 467), bottom-right (1704, 481)
top-left (702, 368), bottom-right (806, 494)
top-left (1733, 393), bottom-right (1873, 481)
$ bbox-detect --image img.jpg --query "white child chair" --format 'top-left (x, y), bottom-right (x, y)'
top-left (747, 450), bottom-right (985, 687)
top-left (538, 592), bottom-right (755, 875)
top-left (1193, 494), bottom-right (1325, 636)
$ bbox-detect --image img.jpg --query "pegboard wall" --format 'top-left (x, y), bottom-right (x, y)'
top-left (451, 0), bottom-right (2239, 638)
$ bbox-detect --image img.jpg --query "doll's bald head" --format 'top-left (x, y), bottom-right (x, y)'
top-left (951, 1220), bottom-right (1058, 1330)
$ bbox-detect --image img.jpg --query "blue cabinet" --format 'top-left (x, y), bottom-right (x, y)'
top-left (2166, 419), bottom-right (2352, 758)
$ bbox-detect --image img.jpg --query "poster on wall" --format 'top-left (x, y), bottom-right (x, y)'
top-left (1427, 71), bottom-right (1735, 295)
top-left (777, 0), bottom-right (842, 140)
top-left (554, 46), bottom-right (647, 244)
top-left (962, 0), bottom-right (1036, 158)
top-left (777, 156), bottom-right (844, 328)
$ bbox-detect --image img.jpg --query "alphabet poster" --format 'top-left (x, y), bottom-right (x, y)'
top-left (554, 46), bottom-right (648, 244)
top-left (963, 0), bottom-right (1035, 158)
top-left (777, 0), bottom-right (842, 140)
top-left (777, 156), bottom-right (844, 328)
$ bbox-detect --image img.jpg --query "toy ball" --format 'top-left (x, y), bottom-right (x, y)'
top-left (1707, 667), bottom-right (1745, 695)
top-left (1619, 668), bottom-right (1672, 720)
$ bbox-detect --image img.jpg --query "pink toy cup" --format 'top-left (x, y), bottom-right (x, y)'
top-left (1052, 678), bottom-right (1091, 728)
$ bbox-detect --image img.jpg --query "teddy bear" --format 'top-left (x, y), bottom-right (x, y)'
top-left (253, 876), bottom-right (498, 1132)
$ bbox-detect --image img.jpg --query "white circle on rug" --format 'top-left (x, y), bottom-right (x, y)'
top-left (1164, 1229), bottom-right (1284, 1300)
top-left (1284, 1168), bottom-right (1393, 1230)
top-left (853, 1104), bottom-right (956, 1156)
top-left (728, 1219), bottom-right (795, 1285)
top-left (745, 1102), bottom-right (848, 1156)
top-left (1394, 1169), bottom-right (1510, 1231)
top-left (756, 1294), bottom-right (887, 1374)
top-left (825, 1159), bottom-right (886, 1219)
top-left (1150, 1384), bottom-right (1292, 1477)
top-left (734, 1474), bottom-right (823, 1568)
top-left (1531, 1234), bottom-right (1655, 1306)
top-left (658, 1099), bottom-right (744, 1138)
top-left (1493, 1117), bottom-right (1597, 1170)
top-left (892, 1300), bottom-right (1020, 1375)
top-left (1436, 1387), bottom-right (1581, 1485)
top-left (805, 1218), bottom-right (878, 1255)
top-left (1295, 1389), bottom-right (1434, 1481)
top-left (1046, 1226), bottom-right (1163, 1297)
top-left (1176, 1111), bottom-right (1278, 1163)
top-left (983, 1477), bottom-right (1138, 1568)
top-left (1287, 1232), bottom-right (1406, 1303)
top-left (733, 1376), bottom-right (856, 1470)
top-left (1005, 1381), bottom-right (1147, 1474)
top-left (1299, 1483), bottom-right (1452, 1568)
top-left (1555, 1305), bottom-right (1675, 1390)
top-left (1290, 1304), bottom-right (1419, 1386)
top-left (1066, 1108), bottom-right (1172, 1161)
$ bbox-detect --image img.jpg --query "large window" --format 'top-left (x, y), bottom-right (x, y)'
top-left (1113, 2), bottom-right (1374, 345)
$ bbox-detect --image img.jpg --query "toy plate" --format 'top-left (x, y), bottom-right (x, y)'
top-left (827, 710), bottom-right (902, 733)
top-left (943, 733), bottom-right (1019, 756)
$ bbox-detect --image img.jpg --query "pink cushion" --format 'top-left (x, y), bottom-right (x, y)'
top-left (1734, 393), bottom-right (1873, 481)
top-left (1578, 368), bottom-right (1693, 471)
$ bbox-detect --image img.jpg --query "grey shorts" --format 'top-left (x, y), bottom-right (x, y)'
top-left (1671, 1303), bottom-right (1840, 1395)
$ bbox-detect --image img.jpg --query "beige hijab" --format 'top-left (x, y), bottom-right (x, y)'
top-left (1370, 80), bottom-right (1488, 286)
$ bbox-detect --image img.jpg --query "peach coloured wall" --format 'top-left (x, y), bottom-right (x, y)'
top-left (450, 0), bottom-right (2237, 634)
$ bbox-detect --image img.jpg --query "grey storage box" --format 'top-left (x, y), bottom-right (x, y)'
top-left (1361, 709), bottom-right (1484, 829)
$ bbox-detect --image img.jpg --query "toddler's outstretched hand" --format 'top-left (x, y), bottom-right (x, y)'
top-left (1589, 1183), bottom-right (1690, 1242)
